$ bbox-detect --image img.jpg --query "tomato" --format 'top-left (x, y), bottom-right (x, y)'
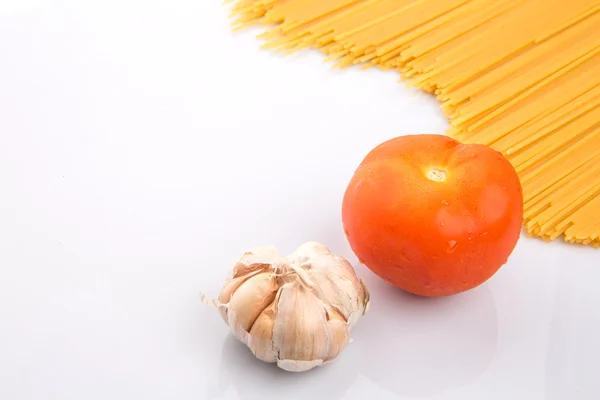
top-left (342, 134), bottom-right (523, 297)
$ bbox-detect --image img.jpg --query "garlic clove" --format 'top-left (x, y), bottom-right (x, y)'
top-left (217, 269), bottom-right (263, 322)
top-left (230, 246), bottom-right (279, 279)
top-left (248, 293), bottom-right (280, 363)
top-left (219, 246), bottom-right (279, 321)
top-left (288, 242), bottom-right (369, 330)
top-left (290, 241), bottom-right (331, 257)
top-left (272, 282), bottom-right (331, 371)
top-left (227, 272), bottom-right (278, 344)
top-left (324, 308), bottom-right (350, 362)
top-left (351, 279), bottom-right (370, 327)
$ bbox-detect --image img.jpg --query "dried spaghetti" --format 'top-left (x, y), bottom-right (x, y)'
top-left (227, 0), bottom-right (600, 247)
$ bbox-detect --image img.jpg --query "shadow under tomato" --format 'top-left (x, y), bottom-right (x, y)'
top-left (354, 271), bottom-right (499, 398)
top-left (208, 334), bottom-right (361, 400)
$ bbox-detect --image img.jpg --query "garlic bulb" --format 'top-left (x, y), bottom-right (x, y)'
top-left (212, 241), bottom-right (370, 372)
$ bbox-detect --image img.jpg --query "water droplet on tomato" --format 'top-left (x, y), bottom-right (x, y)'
top-left (440, 221), bottom-right (445, 227)
top-left (442, 200), bottom-right (449, 206)
top-left (468, 237), bottom-right (473, 241)
top-left (447, 240), bottom-right (458, 253)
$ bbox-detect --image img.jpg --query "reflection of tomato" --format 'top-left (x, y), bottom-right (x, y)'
top-left (354, 276), bottom-right (498, 396)
top-left (342, 134), bottom-right (523, 297)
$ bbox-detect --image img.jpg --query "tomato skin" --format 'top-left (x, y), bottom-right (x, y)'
top-left (342, 134), bottom-right (523, 297)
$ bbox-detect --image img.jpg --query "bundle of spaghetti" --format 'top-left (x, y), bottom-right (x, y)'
top-left (227, 0), bottom-right (600, 247)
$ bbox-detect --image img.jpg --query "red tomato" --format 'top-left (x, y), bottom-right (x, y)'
top-left (342, 134), bottom-right (523, 297)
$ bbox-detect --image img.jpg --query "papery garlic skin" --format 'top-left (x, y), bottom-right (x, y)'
top-left (216, 242), bottom-right (370, 372)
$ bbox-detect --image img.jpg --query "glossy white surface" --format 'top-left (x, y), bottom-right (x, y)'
top-left (1, 1), bottom-right (598, 399)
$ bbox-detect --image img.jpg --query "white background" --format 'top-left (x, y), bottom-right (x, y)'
top-left (0, 1), bottom-right (598, 399)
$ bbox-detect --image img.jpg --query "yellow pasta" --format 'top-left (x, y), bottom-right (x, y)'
top-left (228, 0), bottom-right (600, 247)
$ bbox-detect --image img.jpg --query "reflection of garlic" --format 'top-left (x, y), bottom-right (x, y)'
top-left (210, 242), bottom-right (370, 372)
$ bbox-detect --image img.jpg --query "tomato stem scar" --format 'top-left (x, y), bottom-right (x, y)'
top-left (426, 168), bottom-right (447, 182)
